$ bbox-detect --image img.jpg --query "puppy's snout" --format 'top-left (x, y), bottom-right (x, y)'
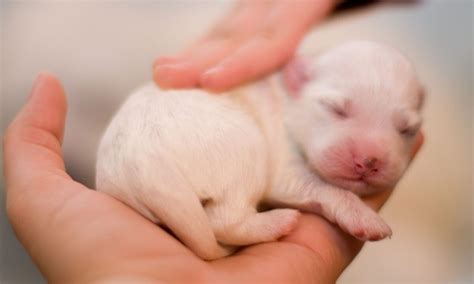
top-left (354, 156), bottom-right (381, 176)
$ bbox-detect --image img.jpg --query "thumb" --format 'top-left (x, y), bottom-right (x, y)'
top-left (4, 73), bottom-right (69, 190)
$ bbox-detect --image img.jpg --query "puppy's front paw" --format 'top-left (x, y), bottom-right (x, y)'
top-left (200, 243), bottom-right (237, 260)
top-left (274, 208), bottom-right (301, 237)
top-left (335, 195), bottom-right (392, 241)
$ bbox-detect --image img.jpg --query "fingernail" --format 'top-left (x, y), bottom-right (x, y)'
top-left (202, 67), bottom-right (222, 78)
top-left (153, 56), bottom-right (180, 69)
top-left (29, 72), bottom-right (48, 101)
top-left (200, 68), bottom-right (221, 87)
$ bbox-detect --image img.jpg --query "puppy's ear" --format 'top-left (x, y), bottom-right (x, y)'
top-left (282, 56), bottom-right (312, 98)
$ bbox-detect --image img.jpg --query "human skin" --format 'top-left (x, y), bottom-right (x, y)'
top-left (4, 0), bottom-right (424, 282)
top-left (153, 0), bottom-right (336, 92)
top-left (3, 74), bottom-right (422, 283)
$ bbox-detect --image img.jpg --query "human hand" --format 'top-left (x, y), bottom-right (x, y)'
top-left (153, 0), bottom-right (336, 92)
top-left (3, 74), bottom-right (423, 283)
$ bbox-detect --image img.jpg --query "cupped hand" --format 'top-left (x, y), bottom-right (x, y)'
top-left (153, 0), bottom-right (335, 92)
top-left (3, 74), bottom-right (423, 283)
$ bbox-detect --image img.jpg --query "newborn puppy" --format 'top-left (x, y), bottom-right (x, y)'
top-left (96, 41), bottom-right (424, 260)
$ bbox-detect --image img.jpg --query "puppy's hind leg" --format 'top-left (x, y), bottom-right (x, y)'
top-left (137, 165), bottom-right (234, 260)
top-left (207, 204), bottom-right (301, 246)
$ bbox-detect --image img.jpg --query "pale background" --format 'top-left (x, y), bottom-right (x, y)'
top-left (1, 0), bottom-right (472, 283)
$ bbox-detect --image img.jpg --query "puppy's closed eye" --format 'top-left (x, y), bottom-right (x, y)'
top-left (318, 97), bottom-right (351, 119)
top-left (394, 109), bottom-right (421, 138)
top-left (399, 124), bottom-right (420, 137)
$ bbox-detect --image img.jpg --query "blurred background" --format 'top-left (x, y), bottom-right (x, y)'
top-left (1, 0), bottom-right (472, 283)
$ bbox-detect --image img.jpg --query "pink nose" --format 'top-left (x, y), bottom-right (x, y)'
top-left (354, 157), bottom-right (380, 176)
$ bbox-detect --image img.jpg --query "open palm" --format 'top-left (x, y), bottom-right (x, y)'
top-left (3, 74), bottom-right (423, 283)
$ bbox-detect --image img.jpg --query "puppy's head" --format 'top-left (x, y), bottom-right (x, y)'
top-left (283, 41), bottom-right (424, 195)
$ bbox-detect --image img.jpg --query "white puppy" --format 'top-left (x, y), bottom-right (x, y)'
top-left (96, 41), bottom-right (424, 260)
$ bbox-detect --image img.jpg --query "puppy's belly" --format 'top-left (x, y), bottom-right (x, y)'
top-left (96, 84), bottom-right (269, 221)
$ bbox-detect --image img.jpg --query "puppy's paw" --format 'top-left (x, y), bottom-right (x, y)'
top-left (274, 209), bottom-right (301, 237)
top-left (345, 209), bottom-right (392, 241)
top-left (201, 243), bottom-right (237, 260)
top-left (336, 195), bottom-right (392, 241)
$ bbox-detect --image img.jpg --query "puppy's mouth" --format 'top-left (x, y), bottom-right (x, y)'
top-left (313, 165), bottom-right (371, 190)
top-left (337, 176), bottom-right (369, 188)
top-left (327, 175), bottom-right (379, 196)
top-left (331, 175), bottom-right (393, 196)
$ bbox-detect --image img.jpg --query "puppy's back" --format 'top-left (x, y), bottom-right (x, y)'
top-left (96, 83), bottom-right (269, 217)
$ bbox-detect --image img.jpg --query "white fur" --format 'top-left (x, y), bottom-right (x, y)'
top-left (96, 41), bottom-right (424, 260)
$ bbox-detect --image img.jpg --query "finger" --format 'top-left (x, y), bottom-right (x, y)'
top-left (153, 1), bottom-right (270, 89)
top-left (254, 188), bottom-right (390, 281)
top-left (2, 75), bottom-right (199, 281)
top-left (3, 72), bottom-right (78, 237)
top-left (200, 0), bottom-right (334, 91)
top-left (211, 214), bottom-right (360, 283)
top-left (4, 73), bottom-right (69, 191)
top-left (220, 160), bottom-right (408, 282)
top-left (213, 190), bottom-right (391, 283)
top-left (280, 214), bottom-right (364, 282)
top-left (153, 39), bottom-right (237, 89)
top-left (213, 175), bottom-right (395, 282)
top-left (199, 36), bottom-right (297, 92)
